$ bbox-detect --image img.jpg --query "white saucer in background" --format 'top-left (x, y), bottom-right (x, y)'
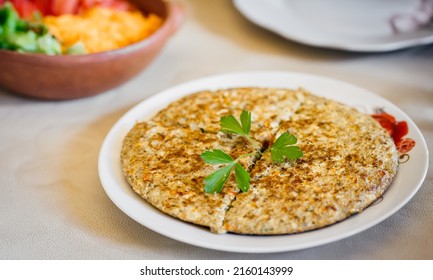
top-left (234, 0), bottom-right (433, 52)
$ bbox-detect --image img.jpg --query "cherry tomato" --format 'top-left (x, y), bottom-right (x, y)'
top-left (9, 0), bottom-right (39, 19)
top-left (34, 0), bottom-right (52, 15)
top-left (3, 0), bottom-right (137, 17)
top-left (98, 0), bottom-right (135, 11)
top-left (51, 0), bottom-right (80, 16)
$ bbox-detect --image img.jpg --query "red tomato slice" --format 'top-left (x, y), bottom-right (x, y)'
top-left (51, 0), bottom-right (80, 15)
top-left (79, 0), bottom-right (98, 9)
top-left (33, 0), bottom-right (52, 15)
top-left (5, 0), bottom-right (138, 17)
top-left (11, 0), bottom-right (39, 19)
top-left (78, 0), bottom-right (137, 14)
top-left (97, 0), bottom-right (134, 11)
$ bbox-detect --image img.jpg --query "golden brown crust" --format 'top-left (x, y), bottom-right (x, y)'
top-left (121, 122), bottom-right (255, 233)
top-left (223, 95), bottom-right (398, 234)
top-left (120, 88), bottom-right (398, 234)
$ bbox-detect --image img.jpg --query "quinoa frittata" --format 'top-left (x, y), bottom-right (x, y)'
top-left (120, 88), bottom-right (398, 234)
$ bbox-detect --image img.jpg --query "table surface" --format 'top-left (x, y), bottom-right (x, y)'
top-left (1, 0), bottom-right (432, 259)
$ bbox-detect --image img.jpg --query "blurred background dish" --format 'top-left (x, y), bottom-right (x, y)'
top-left (234, 0), bottom-right (433, 52)
top-left (0, 0), bottom-right (184, 100)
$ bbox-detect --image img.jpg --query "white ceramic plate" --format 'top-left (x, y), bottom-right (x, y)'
top-left (233, 0), bottom-right (433, 52)
top-left (98, 71), bottom-right (428, 253)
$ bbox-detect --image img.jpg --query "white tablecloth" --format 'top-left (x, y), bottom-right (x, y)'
top-left (1, 0), bottom-right (432, 259)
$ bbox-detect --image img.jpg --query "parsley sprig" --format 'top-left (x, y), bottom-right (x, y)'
top-left (201, 110), bottom-right (303, 193)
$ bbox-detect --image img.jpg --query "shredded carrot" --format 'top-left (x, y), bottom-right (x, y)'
top-left (43, 7), bottom-right (163, 54)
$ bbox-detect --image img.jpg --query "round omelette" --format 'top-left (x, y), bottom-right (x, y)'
top-left (120, 88), bottom-right (399, 234)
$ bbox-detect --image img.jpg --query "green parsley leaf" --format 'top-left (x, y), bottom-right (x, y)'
top-left (201, 149), bottom-right (234, 165)
top-left (270, 132), bottom-right (303, 163)
top-left (202, 111), bottom-right (303, 194)
top-left (240, 110), bottom-right (251, 135)
top-left (204, 164), bottom-right (233, 193)
top-left (220, 110), bottom-right (251, 136)
top-left (234, 163), bottom-right (250, 192)
top-left (220, 115), bottom-right (245, 135)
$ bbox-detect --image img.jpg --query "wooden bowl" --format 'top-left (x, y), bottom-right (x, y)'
top-left (0, 0), bottom-right (184, 100)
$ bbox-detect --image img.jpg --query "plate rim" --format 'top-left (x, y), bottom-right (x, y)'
top-left (98, 70), bottom-right (429, 253)
top-left (233, 0), bottom-right (433, 52)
